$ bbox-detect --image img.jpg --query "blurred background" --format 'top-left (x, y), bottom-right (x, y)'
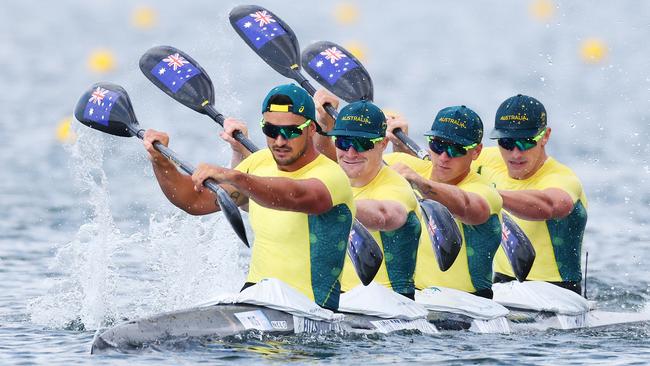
top-left (1, 0), bottom-right (650, 363)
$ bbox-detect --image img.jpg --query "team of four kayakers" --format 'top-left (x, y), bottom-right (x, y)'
top-left (142, 83), bottom-right (587, 310)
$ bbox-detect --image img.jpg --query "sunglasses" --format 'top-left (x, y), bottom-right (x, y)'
top-left (497, 129), bottom-right (546, 151)
top-left (260, 119), bottom-right (311, 140)
top-left (332, 136), bottom-right (384, 153)
top-left (427, 137), bottom-right (477, 158)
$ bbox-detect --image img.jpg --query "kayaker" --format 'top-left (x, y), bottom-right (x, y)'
top-left (312, 90), bottom-right (421, 300)
top-left (142, 84), bottom-right (355, 310)
top-left (474, 94), bottom-right (587, 295)
top-left (384, 106), bottom-right (503, 299)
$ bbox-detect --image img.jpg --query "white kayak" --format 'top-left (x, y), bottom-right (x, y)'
top-left (493, 281), bottom-right (650, 330)
top-left (91, 279), bottom-right (650, 353)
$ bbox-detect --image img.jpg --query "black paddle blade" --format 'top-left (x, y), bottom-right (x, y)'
top-left (501, 212), bottom-right (536, 282)
top-left (215, 188), bottom-right (249, 247)
top-left (302, 41), bottom-right (374, 102)
top-left (139, 46), bottom-right (214, 114)
top-left (419, 199), bottom-right (462, 271)
top-left (348, 221), bottom-right (383, 285)
top-left (229, 5), bottom-right (301, 79)
top-left (74, 82), bottom-right (138, 137)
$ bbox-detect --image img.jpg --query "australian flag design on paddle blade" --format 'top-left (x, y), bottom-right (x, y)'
top-left (307, 47), bottom-right (359, 86)
top-left (151, 53), bottom-right (201, 93)
top-left (236, 10), bottom-right (286, 49)
top-left (83, 86), bottom-right (119, 126)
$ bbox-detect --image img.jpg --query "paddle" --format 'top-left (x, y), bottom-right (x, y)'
top-left (139, 45), bottom-right (382, 286)
top-left (301, 41), bottom-right (462, 271)
top-left (500, 212), bottom-right (536, 282)
top-left (302, 41), bottom-right (536, 280)
top-left (73, 82), bottom-right (250, 247)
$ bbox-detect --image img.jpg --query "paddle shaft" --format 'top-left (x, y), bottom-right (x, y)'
top-left (130, 127), bottom-right (226, 198)
top-left (393, 129), bottom-right (430, 160)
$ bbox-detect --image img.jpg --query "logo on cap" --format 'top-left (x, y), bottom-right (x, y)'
top-left (341, 115), bottom-right (371, 124)
top-left (438, 117), bottom-right (466, 128)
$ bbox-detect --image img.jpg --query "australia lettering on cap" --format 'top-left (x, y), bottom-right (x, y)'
top-left (342, 115), bottom-right (371, 124)
top-left (438, 117), bottom-right (466, 128)
top-left (500, 113), bottom-right (529, 123)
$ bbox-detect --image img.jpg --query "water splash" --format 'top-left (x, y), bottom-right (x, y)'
top-left (29, 128), bottom-right (249, 330)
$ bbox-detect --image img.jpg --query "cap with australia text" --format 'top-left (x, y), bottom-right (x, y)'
top-left (490, 94), bottom-right (547, 139)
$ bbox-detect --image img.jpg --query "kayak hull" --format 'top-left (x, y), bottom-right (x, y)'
top-left (91, 303), bottom-right (443, 354)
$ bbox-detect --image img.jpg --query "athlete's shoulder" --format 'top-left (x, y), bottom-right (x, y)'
top-left (235, 149), bottom-right (274, 173)
top-left (536, 156), bottom-right (585, 202)
top-left (473, 146), bottom-right (504, 170)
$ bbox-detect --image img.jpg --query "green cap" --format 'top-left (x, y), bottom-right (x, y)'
top-left (425, 105), bottom-right (483, 146)
top-left (490, 94), bottom-right (547, 139)
top-left (327, 100), bottom-right (387, 139)
top-left (261, 84), bottom-right (316, 121)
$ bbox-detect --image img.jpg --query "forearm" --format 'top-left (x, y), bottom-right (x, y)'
top-left (229, 150), bottom-right (250, 169)
top-left (500, 189), bottom-right (571, 221)
top-left (151, 160), bottom-right (219, 215)
top-left (412, 177), bottom-right (488, 225)
top-left (355, 199), bottom-right (407, 231)
top-left (229, 172), bottom-right (332, 214)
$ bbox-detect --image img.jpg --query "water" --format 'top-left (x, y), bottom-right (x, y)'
top-left (2, 0), bottom-right (650, 364)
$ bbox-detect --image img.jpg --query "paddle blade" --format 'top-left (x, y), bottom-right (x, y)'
top-left (348, 221), bottom-right (383, 285)
top-left (419, 199), bottom-right (462, 271)
top-left (139, 46), bottom-right (214, 114)
top-left (302, 41), bottom-right (374, 102)
top-left (214, 187), bottom-right (249, 247)
top-left (74, 82), bottom-right (139, 137)
top-left (229, 5), bottom-right (301, 79)
top-left (501, 212), bottom-right (536, 282)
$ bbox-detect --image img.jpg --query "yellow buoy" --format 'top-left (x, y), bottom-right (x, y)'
top-left (56, 117), bottom-right (77, 144)
top-left (88, 49), bottom-right (116, 73)
top-left (334, 3), bottom-right (359, 25)
top-left (530, 0), bottom-right (555, 22)
top-left (343, 41), bottom-right (367, 62)
top-left (131, 6), bottom-right (157, 29)
top-left (580, 38), bottom-right (607, 64)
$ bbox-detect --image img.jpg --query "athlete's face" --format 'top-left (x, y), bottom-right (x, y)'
top-left (336, 138), bottom-right (387, 186)
top-left (429, 144), bottom-right (482, 185)
top-left (262, 111), bottom-right (312, 168)
top-left (498, 128), bottom-right (550, 180)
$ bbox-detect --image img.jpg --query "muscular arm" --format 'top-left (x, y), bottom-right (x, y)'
top-left (225, 171), bottom-right (334, 215)
top-left (409, 174), bottom-right (490, 225)
top-left (355, 199), bottom-right (408, 231)
top-left (499, 188), bottom-right (574, 221)
top-left (151, 158), bottom-right (247, 215)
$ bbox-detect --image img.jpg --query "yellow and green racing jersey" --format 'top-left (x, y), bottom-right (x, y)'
top-left (235, 149), bottom-right (355, 309)
top-left (473, 146), bottom-right (588, 283)
top-left (339, 166), bottom-right (421, 295)
top-left (384, 152), bottom-right (503, 293)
